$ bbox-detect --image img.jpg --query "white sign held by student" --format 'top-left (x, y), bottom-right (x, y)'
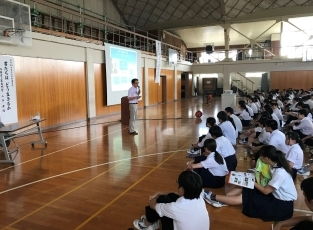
top-left (0, 56), bottom-right (18, 124)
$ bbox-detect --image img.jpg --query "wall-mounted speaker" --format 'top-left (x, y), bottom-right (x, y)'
top-left (206, 45), bottom-right (214, 54)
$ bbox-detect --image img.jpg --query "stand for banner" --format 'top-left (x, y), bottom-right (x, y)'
top-left (121, 96), bottom-right (130, 125)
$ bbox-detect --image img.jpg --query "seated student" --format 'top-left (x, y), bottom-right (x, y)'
top-left (290, 109), bottom-right (313, 139)
top-left (264, 105), bottom-right (281, 130)
top-left (266, 119), bottom-right (290, 155)
top-left (209, 126), bottom-right (237, 171)
top-left (203, 145), bottom-right (297, 222)
top-left (248, 97), bottom-right (258, 118)
top-left (246, 118), bottom-right (270, 154)
top-left (285, 132), bottom-right (304, 181)
top-left (238, 103), bottom-right (252, 127)
top-left (187, 139), bottom-right (229, 188)
top-left (272, 102), bottom-right (283, 127)
top-left (217, 111), bottom-right (237, 146)
top-left (187, 117), bottom-right (216, 156)
top-left (133, 171), bottom-right (210, 230)
top-left (225, 107), bottom-right (243, 137)
top-left (273, 177), bottom-right (313, 230)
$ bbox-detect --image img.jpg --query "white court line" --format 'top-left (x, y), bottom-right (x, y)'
top-left (0, 103), bottom-right (195, 172)
top-left (0, 149), bottom-right (189, 195)
top-left (294, 208), bottom-right (313, 214)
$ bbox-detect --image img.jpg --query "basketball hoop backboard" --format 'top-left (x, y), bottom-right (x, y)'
top-left (0, 0), bottom-right (32, 46)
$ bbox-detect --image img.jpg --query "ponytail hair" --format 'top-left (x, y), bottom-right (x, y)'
top-left (259, 145), bottom-right (293, 176)
top-left (239, 103), bottom-right (251, 115)
top-left (286, 132), bottom-right (305, 150)
top-left (203, 139), bottom-right (224, 165)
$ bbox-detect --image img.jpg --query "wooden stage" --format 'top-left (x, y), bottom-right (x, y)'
top-left (0, 97), bottom-right (311, 230)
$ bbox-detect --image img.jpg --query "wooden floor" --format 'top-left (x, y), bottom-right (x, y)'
top-left (0, 97), bottom-right (311, 230)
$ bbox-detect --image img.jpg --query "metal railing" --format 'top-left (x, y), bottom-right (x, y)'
top-left (26, 0), bottom-right (193, 63)
top-left (232, 73), bottom-right (255, 93)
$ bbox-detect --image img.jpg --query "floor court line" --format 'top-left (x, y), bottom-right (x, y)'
top-left (1, 162), bottom-right (124, 230)
top-left (74, 140), bottom-right (193, 230)
top-left (293, 208), bottom-right (313, 214)
top-left (1, 134), bottom-right (192, 229)
top-left (0, 149), bottom-right (189, 195)
top-left (0, 104), bottom-right (194, 172)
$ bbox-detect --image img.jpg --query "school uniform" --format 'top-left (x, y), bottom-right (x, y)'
top-left (271, 113), bottom-right (281, 129)
top-left (249, 103), bottom-right (258, 117)
top-left (292, 117), bottom-right (313, 138)
top-left (273, 108), bottom-right (283, 126)
top-left (242, 167), bottom-right (297, 221)
top-left (308, 113), bottom-right (313, 122)
top-left (230, 114), bottom-right (242, 136)
top-left (193, 153), bottom-right (229, 188)
top-left (286, 143), bottom-right (304, 180)
top-left (255, 101), bottom-right (261, 111)
top-left (197, 129), bottom-right (212, 148)
top-left (215, 136), bottom-right (237, 171)
top-left (258, 127), bottom-right (270, 145)
top-left (268, 130), bottom-right (290, 154)
top-left (277, 100), bottom-right (284, 109)
top-left (304, 99), bottom-right (313, 109)
top-left (246, 105), bottom-right (254, 117)
top-left (154, 193), bottom-right (210, 230)
top-left (240, 109), bottom-right (252, 126)
top-left (219, 121), bottom-right (237, 145)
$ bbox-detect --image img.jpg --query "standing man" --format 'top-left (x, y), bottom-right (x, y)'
top-left (128, 78), bottom-right (141, 135)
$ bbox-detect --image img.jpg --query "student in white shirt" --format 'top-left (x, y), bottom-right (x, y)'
top-left (264, 105), bottom-right (281, 129)
top-left (248, 97), bottom-right (258, 118)
top-left (238, 103), bottom-right (252, 127)
top-left (291, 109), bottom-right (313, 139)
top-left (285, 132), bottom-right (304, 181)
top-left (304, 96), bottom-right (313, 109)
top-left (187, 139), bottom-right (229, 188)
top-left (273, 177), bottom-right (313, 230)
top-left (133, 171), bottom-right (210, 230)
top-left (209, 126), bottom-right (237, 171)
top-left (203, 145), bottom-right (297, 222)
top-left (225, 107), bottom-right (243, 137)
top-left (276, 96), bottom-right (284, 109)
top-left (187, 117), bottom-right (216, 156)
top-left (246, 118), bottom-right (270, 153)
top-left (217, 111), bottom-right (237, 145)
top-left (266, 119), bottom-right (290, 155)
top-left (272, 102), bottom-right (283, 126)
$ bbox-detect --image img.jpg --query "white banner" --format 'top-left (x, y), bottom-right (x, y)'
top-left (155, 40), bottom-right (162, 84)
top-left (0, 56), bottom-right (18, 124)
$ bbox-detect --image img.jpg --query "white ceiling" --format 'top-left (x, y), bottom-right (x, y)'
top-left (110, 0), bottom-right (313, 48)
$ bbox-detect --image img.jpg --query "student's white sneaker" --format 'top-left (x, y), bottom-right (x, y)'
top-left (297, 166), bottom-right (310, 176)
top-left (239, 139), bottom-right (247, 144)
top-left (186, 149), bottom-right (201, 158)
top-left (212, 201), bottom-right (228, 208)
top-left (202, 190), bottom-right (214, 205)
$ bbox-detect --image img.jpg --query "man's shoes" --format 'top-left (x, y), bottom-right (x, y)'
top-left (129, 131), bottom-right (138, 135)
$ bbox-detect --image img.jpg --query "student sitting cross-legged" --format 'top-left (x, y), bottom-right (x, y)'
top-left (273, 177), bottom-right (313, 230)
top-left (209, 126), bottom-right (237, 171)
top-left (132, 171), bottom-right (210, 230)
top-left (187, 139), bottom-right (229, 188)
top-left (202, 145), bottom-right (297, 222)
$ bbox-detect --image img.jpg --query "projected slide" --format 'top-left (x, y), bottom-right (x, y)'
top-left (110, 47), bottom-right (137, 91)
top-left (105, 43), bottom-right (142, 106)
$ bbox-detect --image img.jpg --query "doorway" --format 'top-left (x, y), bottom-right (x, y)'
top-left (158, 75), bottom-right (167, 103)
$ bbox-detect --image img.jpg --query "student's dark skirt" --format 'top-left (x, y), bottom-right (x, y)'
top-left (242, 188), bottom-right (294, 222)
top-left (241, 120), bottom-right (251, 127)
top-left (225, 154), bottom-right (237, 171)
top-left (193, 168), bottom-right (226, 188)
top-left (193, 156), bottom-right (226, 188)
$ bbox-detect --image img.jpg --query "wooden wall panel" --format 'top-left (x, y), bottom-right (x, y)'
top-left (270, 71), bottom-right (313, 90)
top-left (14, 56), bottom-right (87, 127)
top-left (148, 68), bottom-right (158, 105)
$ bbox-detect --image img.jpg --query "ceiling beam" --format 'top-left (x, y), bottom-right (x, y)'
top-left (140, 6), bottom-right (313, 30)
top-left (219, 0), bottom-right (226, 18)
top-left (109, 0), bottom-right (129, 26)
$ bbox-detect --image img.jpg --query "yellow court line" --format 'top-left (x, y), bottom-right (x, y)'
top-left (1, 162), bottom-right (123, 230)
top-left (74, 140), bottom-right (193, 230)
top-left (1, 138), bottom-right (183, 228)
